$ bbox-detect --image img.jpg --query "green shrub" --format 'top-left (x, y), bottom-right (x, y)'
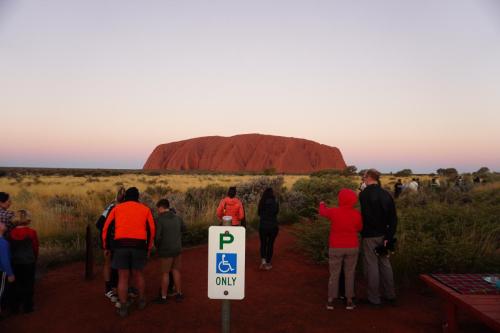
top-left (292, 219), bottom-right (330, 263)
top-left (395, 169), bottom-right (413, 177)
top-left (290, 176), bottom-right (357, 217)
top-left (182, 222), bottom-right (209, 247)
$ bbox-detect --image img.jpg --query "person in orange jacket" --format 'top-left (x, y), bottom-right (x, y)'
top-left (102, 187), bottom-right (155, 317)
top-left (216, 187), bottom-right (244, 226)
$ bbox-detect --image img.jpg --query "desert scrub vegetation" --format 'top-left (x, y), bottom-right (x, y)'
top-left (292, 176), bottom-right (500, 281)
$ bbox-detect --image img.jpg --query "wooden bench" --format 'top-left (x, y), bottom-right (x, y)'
top-left (420, 274), bottom-right (500, 332)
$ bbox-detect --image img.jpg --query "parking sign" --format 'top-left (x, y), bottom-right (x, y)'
top-left (208, 226), bottom-right (245, 300)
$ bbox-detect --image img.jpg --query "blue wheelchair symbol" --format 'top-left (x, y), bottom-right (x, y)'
top-left (216, 253), bottom-right (237, 274)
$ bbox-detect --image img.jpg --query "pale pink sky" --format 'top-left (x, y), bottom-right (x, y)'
top-left (1, 0), bottom-right (499, 172)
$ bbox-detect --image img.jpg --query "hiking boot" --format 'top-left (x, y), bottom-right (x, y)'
top-left (117, 303), bottom-right (129, 318)
top-left (175, 293), bottom-right (184, 303)
top-left (326, 301), bottom-right (334, 310)
top-left (153, 296), bottom-right (168, 305)
top-left (137, 299), bottom-right (147, 310)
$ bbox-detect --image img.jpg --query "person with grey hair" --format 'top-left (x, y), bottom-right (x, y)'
top-left (359, 169), bottom-right (397, 307)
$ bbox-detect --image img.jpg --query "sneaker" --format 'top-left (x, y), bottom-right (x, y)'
top-left (259, 263), bottom-right (266, 270)
top-left (117, 303), bottom-right (129, 318)
top-left (346, 301), bottom-right (356, 310)
top-left (105, 290), bottom-right (115, 299)
top-left (326, 301), bottom-right (334, 310)
top-left (137, 299), bottom-right (147, 310)
top-left (175, 293), bottom-right (184, 303)
top-left (264, 263), bottom-right (273, 270)
top-left (153, 296), bottom-right (168, 305)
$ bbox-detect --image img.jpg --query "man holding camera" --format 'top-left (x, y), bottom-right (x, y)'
top-left (359, 169), bottom-right (397, 307)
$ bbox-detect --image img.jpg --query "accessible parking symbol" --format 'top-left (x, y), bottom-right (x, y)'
top-left (216, 253), bottom-right (237, 274)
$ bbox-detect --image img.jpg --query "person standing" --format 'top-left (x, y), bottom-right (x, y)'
top-left (407, 178), bottom-right (419, 192)
top-left (359, 169), bottom-right (397, 306)
top-left (153, 199), bottom-right (186, 304)
top-left (216, 187), bottom-right (244, 226)
top-left (9, 210), bottom-right (39, 313)
top-left (0, 221), bottom-right (15, 318)
top-left (258, 188), bottom-right (279, 270)
top-left (95, 187), bottom-right (125, 303)
top-left (102, 187), bottom-right (155, 317)
top-left (319, 189), bottom-right (362, 310)
top-left (393, 179), bottom-right (403, 198)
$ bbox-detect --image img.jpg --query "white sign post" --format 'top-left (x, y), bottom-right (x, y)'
top-left (208, 225), bottom-right (246, 333)
top-left (208, 226), bottom-right (246, 300)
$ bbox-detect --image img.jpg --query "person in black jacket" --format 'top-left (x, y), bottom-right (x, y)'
top-left (258, 188), bottom-right (279, 270)
top-left (95, 187), bottom-right (125, 302)
top-left (359, 169), bottom-right (397, 306)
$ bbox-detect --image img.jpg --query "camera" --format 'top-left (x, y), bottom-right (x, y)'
top-left (374, 238), bottom-right (397, 257)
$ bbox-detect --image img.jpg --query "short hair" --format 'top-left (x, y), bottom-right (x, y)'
top-left (227, 187), bottom-right (237, 198)
top-left (156, 199), bottom-right (170, 209)
top-left (0, 192), bottom-right (9, 203)
top-left (124, 187), bottom-right (140, 201)
top-left (365, 169), bottom-right (381, 181)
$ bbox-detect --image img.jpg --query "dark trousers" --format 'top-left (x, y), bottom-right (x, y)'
top-left (0, 271), bottom-right (7, 312)
top-left (259, 227), bottom-right (279, 263)
top-left (10, 263), bottom-right (36, 312)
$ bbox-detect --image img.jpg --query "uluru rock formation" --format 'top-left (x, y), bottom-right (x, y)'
top-left (143, 134), bottom-right (347, 174)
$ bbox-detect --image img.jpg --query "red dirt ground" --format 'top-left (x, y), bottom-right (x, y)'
top-left (1, 228), bottom-right (494, 333)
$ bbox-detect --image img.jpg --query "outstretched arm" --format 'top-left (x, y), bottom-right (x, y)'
top-left (318, 202), bottom-right (332, 219)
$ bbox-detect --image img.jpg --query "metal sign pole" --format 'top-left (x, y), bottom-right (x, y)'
top-left (221, 217), bottom-right (232, 333)
top-left (222, 299), bottom-right (231, 333)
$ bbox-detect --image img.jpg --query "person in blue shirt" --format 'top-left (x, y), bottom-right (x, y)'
top-left (0, 221), bottom-right (15, 317)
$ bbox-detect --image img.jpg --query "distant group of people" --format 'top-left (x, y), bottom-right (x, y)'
top-left (0, 192), bottom-right (39, 319)
top-left (321, 169), bottom-right (397, 310)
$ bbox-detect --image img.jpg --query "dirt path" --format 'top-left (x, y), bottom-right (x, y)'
top-left (1, 228), bottom-right (493, 333)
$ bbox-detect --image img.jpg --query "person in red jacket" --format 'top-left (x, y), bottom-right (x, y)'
top-left (9, 210), bottom-right (39, 313)
top-left (319, 189), bottom-right (362, 311)
top-left (216, 187), bottom-right (244, 226)
top-left (102, 187), bottom-right (155, 317)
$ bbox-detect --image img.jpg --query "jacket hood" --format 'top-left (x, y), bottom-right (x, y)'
top-left (338, 188), bottom-right (358, 207)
